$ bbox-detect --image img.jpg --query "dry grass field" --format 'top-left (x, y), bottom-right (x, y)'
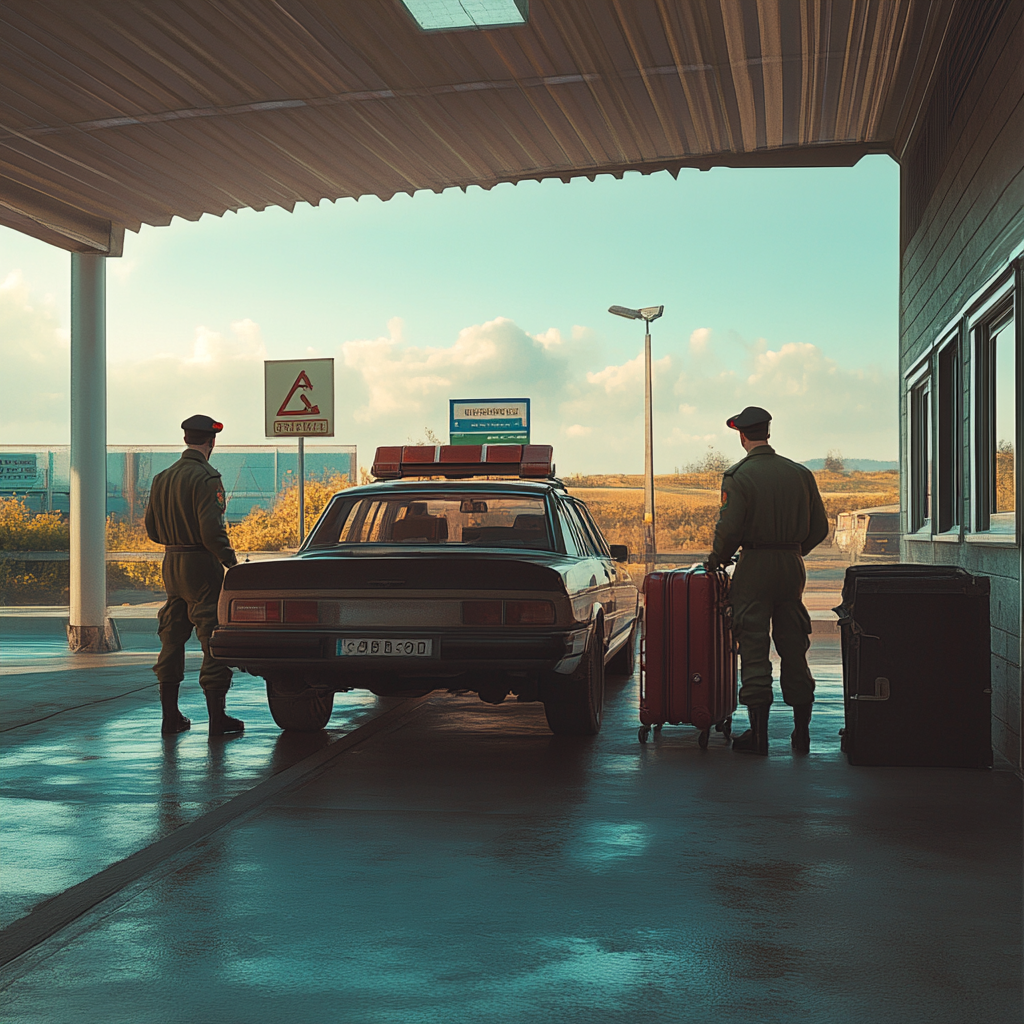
top-left (570, 469), bottom-right (900, 554)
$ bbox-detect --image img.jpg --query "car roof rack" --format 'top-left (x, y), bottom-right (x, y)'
top-left (372, 444), bottom-right (555, 480)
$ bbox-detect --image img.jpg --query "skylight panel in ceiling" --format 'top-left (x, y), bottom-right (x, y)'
top-left (400, 0), bottom-right (528, 31)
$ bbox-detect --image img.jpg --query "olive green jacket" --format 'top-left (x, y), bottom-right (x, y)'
top-left (711, 445), bottom-right (829, 562)
top-left (145, 449), bottom-right (237, 567)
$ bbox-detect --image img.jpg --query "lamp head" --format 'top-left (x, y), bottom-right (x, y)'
top-left (608, 304), bottom-right (664, 322)
top-left (608, 305), bottom-right (642, 320)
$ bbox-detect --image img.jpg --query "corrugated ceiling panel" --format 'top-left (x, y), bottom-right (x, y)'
top-left (0, 0), bottom-right (953, 251)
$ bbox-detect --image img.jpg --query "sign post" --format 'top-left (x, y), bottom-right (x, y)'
top-left (449, 399), bottom-right (530, 445)
top-left (265, 358), bottom-right (335, 544)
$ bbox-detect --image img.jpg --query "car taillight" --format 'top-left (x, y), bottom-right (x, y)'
top-left (231, 600), bottom-right (281, 622)
top-left (462, 600), bottom-right (502, 625)
top-left (462, 600), bottom-right (556, 625)
top-left (284, 600), bottom-right (318, 623)
top-left (505, 600), bottom-right (555, 625)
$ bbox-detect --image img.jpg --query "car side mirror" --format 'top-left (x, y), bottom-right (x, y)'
top-left (609, 544), bottom-right (628, 563)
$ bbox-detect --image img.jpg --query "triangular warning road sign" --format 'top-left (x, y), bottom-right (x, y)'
top-left (277, 370), bottom-right (321, 417)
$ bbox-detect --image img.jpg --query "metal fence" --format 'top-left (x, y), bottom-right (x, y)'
top-left (0, 445), bottom-right (356, 523)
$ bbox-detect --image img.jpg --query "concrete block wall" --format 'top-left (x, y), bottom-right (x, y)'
top-left (905, 540), bottom-right (1020, 765)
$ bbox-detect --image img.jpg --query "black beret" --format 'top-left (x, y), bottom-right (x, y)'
top-left (726, 406), bottom-right (772, 431)
top-left (181, 414), bottom-right (224, 433)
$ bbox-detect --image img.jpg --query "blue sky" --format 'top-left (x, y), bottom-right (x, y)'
top-left (1, 155), bottom-right (899, 472)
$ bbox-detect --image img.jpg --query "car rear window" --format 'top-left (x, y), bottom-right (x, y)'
top-left (308, 494), bottom-right (554, 550)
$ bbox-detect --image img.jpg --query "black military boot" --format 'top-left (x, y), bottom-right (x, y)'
top-left (159, 683), bottom-right (191, 735)
top-left (206, 691), bottom-right (244, 736)
top-left (732, 704), bottom-right (769, 755)
top-left (791, 703), bottom-right (812, 754)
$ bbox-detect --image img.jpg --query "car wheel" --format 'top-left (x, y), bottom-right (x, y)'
top-left (265, 678), bottom-right (334, 732)
top-left (607, 621), bottom-right (637, 677)
top-left (543, 626), bottom-right (604, 736)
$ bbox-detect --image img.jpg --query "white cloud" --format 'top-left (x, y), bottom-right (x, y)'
top-left (586, 354), bottom-right (671, 394)
top-left (339, 316), bottom-right (570, 428)
top-left (0, 282), bottom-right (896, 471)
top-left (0, 271), bottom-right (70, 442)
top-left (105, 320), bottom-right (268, 443)
top-left (530, 327), bottom-right (563, 350)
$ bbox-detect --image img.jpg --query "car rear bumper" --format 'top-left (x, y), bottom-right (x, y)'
top-left (209, 625), bottom-right (591, 679)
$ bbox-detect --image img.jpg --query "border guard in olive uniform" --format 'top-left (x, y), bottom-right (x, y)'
top-left (145, 415), bottom-right (243, 736)
top-left (706, 407), bottom-right (828, 755)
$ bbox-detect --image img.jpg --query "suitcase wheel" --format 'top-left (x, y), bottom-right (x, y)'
top-left (638, 726), bottom-right (651, 744)
top-left (698, 728), bottom-right (710, 750)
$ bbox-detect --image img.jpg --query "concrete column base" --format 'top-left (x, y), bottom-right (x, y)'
top-left (67, 619), bottom-right (122, 653)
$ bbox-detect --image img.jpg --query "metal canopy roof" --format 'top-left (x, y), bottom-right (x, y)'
top-left (0, 0), bottom-right (952, 256)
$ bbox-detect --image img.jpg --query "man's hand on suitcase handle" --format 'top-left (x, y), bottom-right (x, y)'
top-left (704, 553), bottom-right (736, 573)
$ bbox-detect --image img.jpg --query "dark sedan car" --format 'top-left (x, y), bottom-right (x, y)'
top-left (211, 445), bottom-right (639, 735)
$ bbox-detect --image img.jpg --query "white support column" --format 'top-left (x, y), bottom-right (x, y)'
top-left (69, 253), bottom-right (119, 652)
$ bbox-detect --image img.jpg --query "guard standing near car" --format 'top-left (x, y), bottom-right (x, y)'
top-left (706, 407), bottom-right (829, 755)
top-left (145, 415), bottom-right (243, 736)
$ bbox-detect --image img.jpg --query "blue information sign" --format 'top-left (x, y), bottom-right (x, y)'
top-left (449, 399), bottom-right (530, 445)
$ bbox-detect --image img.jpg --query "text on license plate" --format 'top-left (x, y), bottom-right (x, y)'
top-left (337, 638), bottom-right (433, 657)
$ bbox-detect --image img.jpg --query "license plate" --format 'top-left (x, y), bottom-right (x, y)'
top-left (336, 638), bottom-right (433, 657)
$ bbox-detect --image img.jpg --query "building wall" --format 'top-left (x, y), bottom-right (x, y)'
top-left (899, 0), bottom-right (1023, 766)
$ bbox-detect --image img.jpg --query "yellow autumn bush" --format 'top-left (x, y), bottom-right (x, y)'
top-left (228, 473), bottom-right (350, 551)
top-left (0, 497), bottom-right (68, 550)
top-left (0, 497), bottom-right (69, 602)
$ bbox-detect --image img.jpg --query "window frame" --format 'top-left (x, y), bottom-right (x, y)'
top-left (969, 276), bottom-right (1017, 541)
top-left (935, 330), bottom-right (963, 536)
top-left (907, 361), bottom-right (933, 535)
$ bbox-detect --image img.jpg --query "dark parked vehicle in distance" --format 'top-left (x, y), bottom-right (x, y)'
top-left (211, 445), bottom-right (639, 735)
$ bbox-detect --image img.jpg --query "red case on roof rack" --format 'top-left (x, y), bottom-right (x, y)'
top-left (372, 444), bottom-right (554, 480)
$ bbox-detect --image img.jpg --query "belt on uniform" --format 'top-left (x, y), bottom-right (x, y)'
top-left (741, 542), bottom-right (802, 551)
top-left (164, 544), bottom-right (206, 553)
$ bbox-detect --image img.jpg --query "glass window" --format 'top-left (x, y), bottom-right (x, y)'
top-left (975, 309), bottom-right (1016, 534)
top-left (555, 502), bottom-right (588, 557)
top-left (936, 339), bottom-right (961, 533)
top-left (307, 493), bottom-right (553, 550)
top-left (909, 374), bottom-right (932, 533)
top-left (572, 501), bottom-right (612, 558)
top-left (564, 502), bottom-right (602, 557)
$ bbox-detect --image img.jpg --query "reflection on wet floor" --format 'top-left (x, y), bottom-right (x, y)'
top-left (0, 633), bottom-right (1019, 1023)
top-left (0, 639), bottom-right (846, 933)
top-left (1, 636), bottom-right (80, 659)
top-left (0, 660), bottom-right (381, 930)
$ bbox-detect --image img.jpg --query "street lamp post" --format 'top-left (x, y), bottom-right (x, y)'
top-left (608, 304), bottom-right (664, 578)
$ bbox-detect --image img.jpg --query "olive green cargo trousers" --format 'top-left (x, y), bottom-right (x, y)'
top-left (730, 549), bottom-right (814, 708)
top-left (153, 551), bottom-right (232, 694)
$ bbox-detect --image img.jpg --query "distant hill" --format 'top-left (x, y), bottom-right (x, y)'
top-left (802, 458), bottom-right (898, 472)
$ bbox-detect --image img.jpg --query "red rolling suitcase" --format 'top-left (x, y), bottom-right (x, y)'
top-left (639, 565), bottom-right (737, 746)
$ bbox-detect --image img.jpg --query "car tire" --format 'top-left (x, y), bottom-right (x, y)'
top-left (543, 626), bottom-right (604, 736)
top-left (265, 679), bottom-right (334, 732)
top-left (606, 621), bottom-right (637, 677)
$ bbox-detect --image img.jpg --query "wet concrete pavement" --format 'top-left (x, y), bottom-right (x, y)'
top-left (0, 624), bottom-right (1020, 1023)
top-left (0, 616), bottom-right (386, 931)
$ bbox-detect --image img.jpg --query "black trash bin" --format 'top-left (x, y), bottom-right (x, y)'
top-left (834, 564), bottom-right (992, 767)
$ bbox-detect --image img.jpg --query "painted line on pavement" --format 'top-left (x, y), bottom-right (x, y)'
top-left (0, 695), bottom-right (432, 971)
